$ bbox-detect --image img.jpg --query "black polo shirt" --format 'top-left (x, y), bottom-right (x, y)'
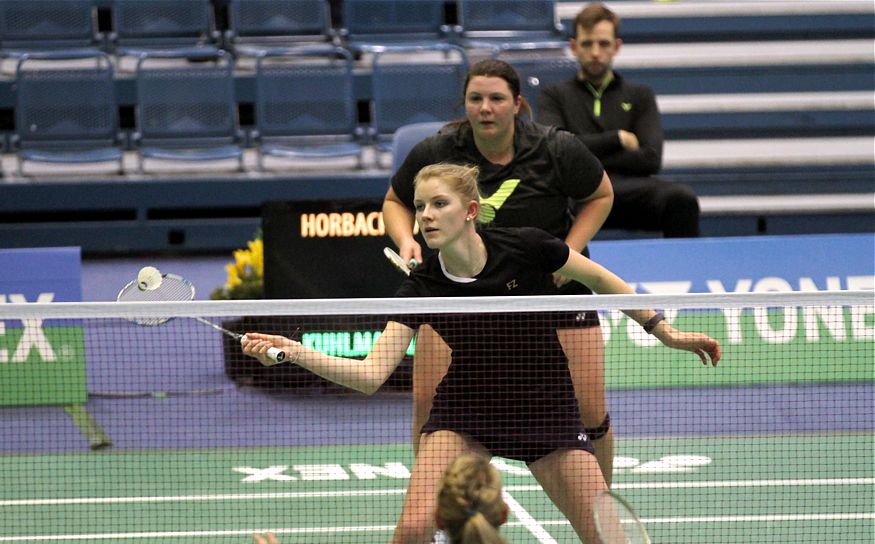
top-left (391, 119), bottom-right (604, 241)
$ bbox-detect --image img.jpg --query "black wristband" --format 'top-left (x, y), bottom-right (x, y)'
top-left (643, 312), bottom-right (665, 334)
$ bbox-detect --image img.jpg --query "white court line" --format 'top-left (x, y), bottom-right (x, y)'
top-left (2, 478), bottom-right (871, 506)
top-left (507, 477), bottom-right (875, 493)
top-left (0, 489), bottom-right (405, 506)
top-left (1, 514), bottom-right (873, 542)
top-left (502, 491), bottom-right (558, 544)
top-left (642, 513), bottom-right (875, 524)
top-left (535, 513), bottom-right (875, 525)
top-left (0, 526), bottom-right (397, 542)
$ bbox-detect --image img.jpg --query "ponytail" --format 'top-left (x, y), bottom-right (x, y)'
top-left (436, 454), bottom-right (508, 544)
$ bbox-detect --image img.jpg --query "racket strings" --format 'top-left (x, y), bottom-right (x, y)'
top-left (118, 275), bottom-right (195, 325)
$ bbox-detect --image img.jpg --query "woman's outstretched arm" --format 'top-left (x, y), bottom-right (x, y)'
top-left (243, 321), bottom-right (417, 395)
top-left (557, 251), bottom-right (721, 366)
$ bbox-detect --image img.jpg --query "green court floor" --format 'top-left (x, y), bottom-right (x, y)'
top-left (2, 433), bottom-right (873, 543)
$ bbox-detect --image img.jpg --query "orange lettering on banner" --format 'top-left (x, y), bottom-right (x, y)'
top-left (299, 211), bottom-right (386, 238)
top-left (300, 214), bottom-right (315, 238)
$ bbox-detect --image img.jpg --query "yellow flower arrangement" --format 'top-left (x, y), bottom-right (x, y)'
top-left (211, 234), bottom-right (265, 300)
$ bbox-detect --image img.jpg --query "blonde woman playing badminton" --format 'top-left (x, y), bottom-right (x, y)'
top-left (243, 163), bottom-right (720, 543)
top-left (435, 453), bottom-right (509, 544)
top-left (383, 58), bottom-right (619, 486)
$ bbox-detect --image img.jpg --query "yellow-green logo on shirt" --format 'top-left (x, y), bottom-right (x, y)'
top-left (478, 179), bottom-right (521, 223)
top-left (621, 102), bottom-right (632, 112)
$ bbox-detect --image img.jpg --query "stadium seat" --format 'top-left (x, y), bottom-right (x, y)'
top-left (133, 49), bottom-right (244, 173)
top-left (496, 48), bottom-right (577, 121)
top-left (0, 0), bottom-right (101, 58)
top-left (556, 1), bottom-right (875, 44)
top-left (252, 45), bottom-right (364, 170)
top-left (12, 51), bottom-right (124, 177)
top-left (224, 0), bottom-right (332, 57)
top-left (339, 0), bottom-right (450, 53)
top-left (454, 0), bottom-right (567, 50)
top-left (369, 43), bottom-right (468, 162)
top-left (110, 0), bottom-right (220, 57)
top-left (390, 121), bottom-right (445, 174)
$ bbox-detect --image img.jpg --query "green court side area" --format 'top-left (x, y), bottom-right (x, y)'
top-left (2, 433), bottom-right (872, 543)
top-left (601, 308), bottom-right (874, 388)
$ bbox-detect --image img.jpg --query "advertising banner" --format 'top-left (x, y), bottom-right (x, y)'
top-left (0, 247), bottom-right (85, 405)
top-left (263, 200), bottom-right (873, 389)
top-left (591, 233), bottom-right (874, 387)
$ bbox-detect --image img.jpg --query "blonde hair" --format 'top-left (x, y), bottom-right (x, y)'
top-left (413, 163), bottom-right (481, 205)
top-left (436, 454), bottom-right (507, 544)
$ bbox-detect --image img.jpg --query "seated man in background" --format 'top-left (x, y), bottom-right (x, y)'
top-left (539, 3), bottom-right (700, 238)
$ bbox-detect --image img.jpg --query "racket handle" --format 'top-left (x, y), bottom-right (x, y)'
top-left (240, 335), bottom-right (286, 365)
top-left (266, 347), bottom-right (286, 363)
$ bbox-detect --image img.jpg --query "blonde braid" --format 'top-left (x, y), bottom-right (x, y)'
top-left (436, 454), bottom-right (507, 544)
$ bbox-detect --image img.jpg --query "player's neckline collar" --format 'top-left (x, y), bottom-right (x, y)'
top-left (438, 252), bottom-right (478, 283)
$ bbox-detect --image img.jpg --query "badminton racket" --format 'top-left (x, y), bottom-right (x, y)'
top-left (116, 271), bottom-right (286, 363)
top-left (593, 491), bottom-right (651, 544)
top-left (383, 246), bottom-right (417, 276)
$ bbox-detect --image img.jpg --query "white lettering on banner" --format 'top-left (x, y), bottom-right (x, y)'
top-left (848, 276), bottom-right (875, 340)
top-left (752, 277), bottom-right (797, 343)
top-left (600, 281), bottom-right (691, 345)
top-left (597, 277), bottom-right (875, 345)
top-left (632, 281), bottom-right (691, 347)
top-left (300, 212), bottom-right (384, 238)
top-left (800, 277), bottom-right (845, 341)
top-left (706, 279), bottom-right (753, 344)
top-left (704, 276), bottom-right (874, 344)
top-left (0, 292), bottom-right (56, 363)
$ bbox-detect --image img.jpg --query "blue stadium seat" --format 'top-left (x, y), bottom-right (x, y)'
top-left (252, 45), bottom-right (364, 170)
top-left (455, 0), bottom-right (567, 50)
top-left (340, 0), bottom-right (450, 53)
top-left (497, 49), bottom-right (577, 121)
top-left (133, 49), bottom-right (244, 173)
top-left (0, 0), bottom-right (101, 56)
top-left (369, 44), bottom-right (468, 160)
top-left (390, 121), bottom-right (445, 174)
top-left (110, 0), bottom-right (220, 56)
top-left (556, 1), bottom-right (875, 44)
top-left (12, 51), bottom-right (123, 176)
top-left (225, 0), bottom-right (331, 57)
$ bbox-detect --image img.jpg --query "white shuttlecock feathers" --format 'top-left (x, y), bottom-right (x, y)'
top-left (137, 266), bottom-right (163, 291)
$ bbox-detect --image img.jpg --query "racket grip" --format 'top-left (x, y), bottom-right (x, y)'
top-left (266, 347), bottom-right (286, 363)
top-left (240, 335), bottom-right (286, 365)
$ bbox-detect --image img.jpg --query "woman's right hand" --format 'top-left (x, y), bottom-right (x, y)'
top-left (398, 240), bottom-right (423, 271)
top-left (242, 333), bottom-right (299, 366)
top-left (251, 533), bottom-right (279, 544)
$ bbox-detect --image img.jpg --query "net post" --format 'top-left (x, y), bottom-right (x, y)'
top-left (63, 404), bottom-right (113, 450)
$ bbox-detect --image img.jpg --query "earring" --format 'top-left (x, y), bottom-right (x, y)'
top-left (466, 217), bottom-right (472, 222)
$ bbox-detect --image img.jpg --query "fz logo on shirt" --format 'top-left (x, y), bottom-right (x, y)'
top-left (506, 279), bottom-right (519, 291)
top-left (479, 179), bottom-right (521, 223)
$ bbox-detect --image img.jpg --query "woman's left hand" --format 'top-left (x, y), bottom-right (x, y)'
top-left (552, 271), bottom-right (572, 288)
top-left (656, 329), bottom-right (721, 366)
top-left (251, 533), bottom-right (279, 544)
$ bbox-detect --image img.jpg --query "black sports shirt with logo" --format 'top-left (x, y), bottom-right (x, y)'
top-left (393, 227), bottom-right (590, 463)
top-left (391, 119), bottom-right (605, 242)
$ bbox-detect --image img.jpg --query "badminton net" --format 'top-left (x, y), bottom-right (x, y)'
top-left (0, 290), bottom-right (872, 543)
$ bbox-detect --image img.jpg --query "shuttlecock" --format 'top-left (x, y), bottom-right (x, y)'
top-left (137, 266), bottom-right (163, 291)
